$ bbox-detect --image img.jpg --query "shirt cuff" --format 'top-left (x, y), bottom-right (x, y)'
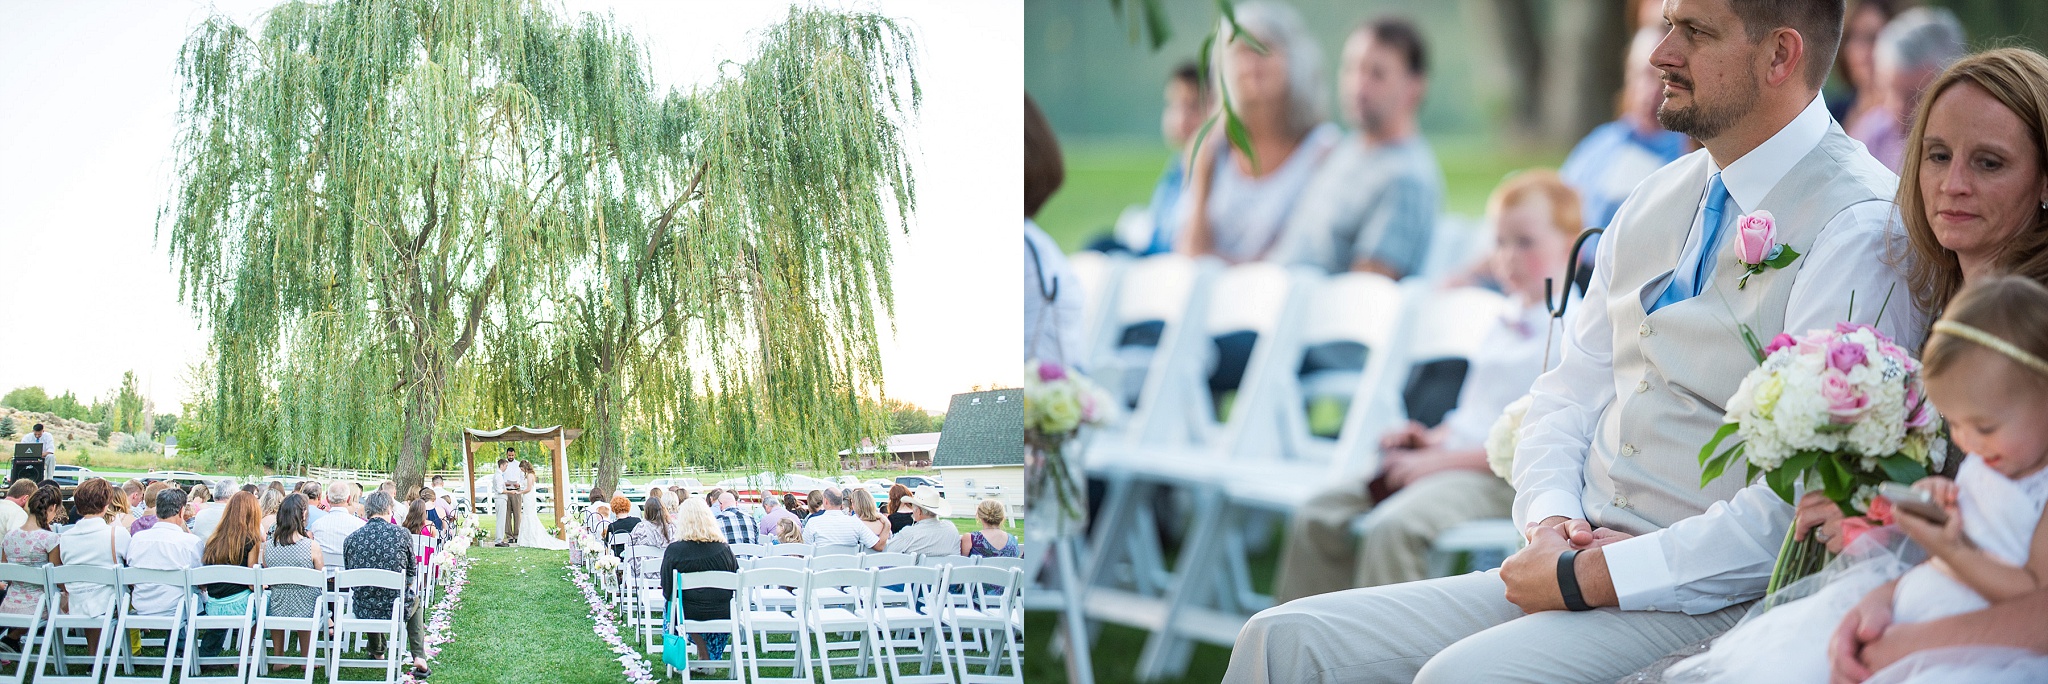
top-left (1602, 530), bottom-right (1675, 611)
top-left (1521, 490), bottom-right (1588, 529)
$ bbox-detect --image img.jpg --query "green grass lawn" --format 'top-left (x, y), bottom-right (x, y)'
top-left (1032, 135), bottom-right (1570, 253)
top-left (430, 545), bottom-right (626, 684)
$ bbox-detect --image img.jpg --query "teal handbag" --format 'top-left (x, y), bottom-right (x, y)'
top-left (661, 582), bottom-right (691, 670)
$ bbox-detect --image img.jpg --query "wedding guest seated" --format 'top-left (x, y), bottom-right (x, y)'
top-left (660, 498), bottom-right (740, 672)
top-left (885, 486), bottom-right (958, 557)
top-left (300, 481), bottom-right (329, 526)
top-left (803, 488), bottom-right (882, 551)
top-left (58, 479), bottom-right (128, 657)
top-left (189, 483), bottom-right (225, 539)
top-left (263, 494), bottom-right (323, 672)
top-left (1560, 27), bottom-right (1690, 236)
top-left (1847, 7), bottom-right (1965, 171)
top-left (104, 484), bottom-right (137, 535)
top-left (629, 496), bottom-right (677, 585)
top-left (1176, 1), bottom-right (1339, 266)
top-left (606, 495), bottom-right (638, 558)
top-left (1830, 0), bottom-right (1900, 126)
top-left (0, 479), bottom-right (32, 535)
top-left (195, 492), bottom-right (260, 658)
top-left (884, 484), bottom-right (915, 534)
top-left (127, 488), bottom-right (203, 617)
top-left (1273, 170), bottom-right (1583, 602)
top-left (0, 485), bottom-right (64, 651)
top-left (756, 494), bottom-right (797, 539)
top-left (403, 496), bottom-right (434, 567)
top-left (713, 491), bottom-right (759, 546)
top-left (342, 491), bottom-right (428, 679)
top-left (1272, 15), bottom-right (1440, 278)
top-left (258, 487), bottom-right (283, 534)
top-left (1094, 61), bottom-right (1213, 255)
top-left (962, 500), bottom-right (1019, 559)
top-left (121, 480), bottom-right (145, 516)
top-left (309, 481), bottom-right (365, 559)
top-left (771, 519), bottom-right (803, 546)
top-left (846, 489), bottom-right (890, 549)
top-left (803, 490), bottom-right (826, 522)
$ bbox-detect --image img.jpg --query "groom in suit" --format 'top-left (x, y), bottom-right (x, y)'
top-left (499, 448), bottom-right (525, 547)
top-left (1226, 1), bottom-right (1926, 681)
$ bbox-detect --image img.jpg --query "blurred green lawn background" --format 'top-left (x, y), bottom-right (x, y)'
top-left (1035, 134), bottom-right (1570, 253)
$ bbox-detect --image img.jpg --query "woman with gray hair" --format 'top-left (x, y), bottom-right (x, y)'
top-left (1848, 6), bottom-right (1967, 171)
top-left (1176, 0), bottom-right (1338, 265)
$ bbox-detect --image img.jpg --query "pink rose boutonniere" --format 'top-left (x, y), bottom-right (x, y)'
top-left (1733, 209), bottom-right (1801, 289)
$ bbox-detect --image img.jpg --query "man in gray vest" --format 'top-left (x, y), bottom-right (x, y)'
top-left (1226, 1), bottom-right (1925, 681)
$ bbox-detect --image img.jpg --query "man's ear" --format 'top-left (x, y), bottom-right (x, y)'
top-left (1765, 27), bottom-right (1806, 89)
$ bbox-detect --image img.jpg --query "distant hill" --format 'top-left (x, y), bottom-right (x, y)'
top-left (0, 408), bottom-right (100, 447)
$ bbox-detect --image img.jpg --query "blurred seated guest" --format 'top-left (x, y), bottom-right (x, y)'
top-left (962, 500), bottom-right (1019, 559)
top-left (308, 482), bottom-right (364, 559)
top-left (121, 480), bottom-right (145, 515)
top-left (1835, 0), bottom-right (1905, 138)
top-left (1273, 170), bottom-right (1582, 603)
top-left (258, 487), bottom-right (282, 534)
top-left (0, 479), bottom-right (34, 535)
top-left (756, 493), bottom-right (796, 539)
top-left (103, 483), bottom-right (137, 534)
top-left (0, 485), bottom-right (64, 644)
top-left (629, 496), bottom-right (677, 585)
top-left (1025, 93), bottom-right (1088, 368)
top-left (660, 498), bottom-right (740, 665)
top-left (263, 494), bottom-right (323, 671)
top-left (301, 481), bottom-right (329, 525)
top-left (1560, 27), bottom-right (1691, 236)
top-left (606, 495), bottom-right (638, 558)
top-left (404, 496), bottom-right (434, 567)
top-left (772, 518), bottom-right (804, 546)
top-left (803, 488), bottom-right (882, 551)
top-left (1177, 1), bottom-right (1339, 265)
top-left (846, 489), bottom-right (889, 549)
top-left (342, 491), bottom-right (428, 679)
top-left (126, 488), bottom-right (203, 616)
top-left (58, 479), bottom-right (127, 657)
top-left (885, 484), bottom-right (916, 534)
top-left (188, 483), bottom-right (225, 540)
top-left (1273, 16), bottom-right (1440, 278)
top-left (1848, 7), bottom-right (1966, 172)
top-left (714, 491), bottom-right (759, 546)
top-left (1097, 62), bottom-right (1214, 255)
top-left (886, 486), bottom-right (959, 557)
top-left (195, 492), bottom-right (260, 657)
top-left (803, 490), bottom-right (827, 522)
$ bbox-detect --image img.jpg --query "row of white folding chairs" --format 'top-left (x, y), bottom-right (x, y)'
top-left (1066, 252), bottom-right (1513, 681)
top-left (654, 564), bottom-right (1025, 684)
top-left (0, 563), bottom-right (410, 684)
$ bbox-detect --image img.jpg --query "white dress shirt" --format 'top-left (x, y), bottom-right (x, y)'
top-left (1511, 94), bottom-right (1926, 614)
top-left (1437, 301), bottom-right (1562, 451)
top-left (18, 432), bottom-right (54, 457)
top-left (127, 523), bottom-right (204, 615)
top-left (0, 499), bottom-right (27, 536)
top-left (308, 510), bottom-right (366, 559)
top-left (58, 517), bottom-right (130, 616)
top-left (802, 509), bottom-right (879, 549)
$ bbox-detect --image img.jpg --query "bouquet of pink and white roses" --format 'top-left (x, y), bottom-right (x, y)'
top-left (1700, 321), bottom-right (1942, 593)
top-left (1024, 359), bottom-right (1119, 531)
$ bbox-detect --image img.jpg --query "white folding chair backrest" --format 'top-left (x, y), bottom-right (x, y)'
top-left (808, 554), bottom-right (860, 571)
top-left (1115, 253), bottom-right (1201, 327)
top-left (182, 565), bottom-right (258, 683)
top-left (806, 568), bottom-right (872, 611)
top-left (859, 552), bottom-right (914, 569)
top-left (976, 557), bottom-right (1026, 573)
top-left (812, 543), bottom-right (862, 556)
top-left (0, 564), bottom-right (43, 683)
top-left (333, 568), bottom-right (405, 617)
top-left (39, 564), bottom-right (121, 684)
top-left (750, 556), bottom-right (807, 571)
top-left (1204, 262), bottom-right (1295, 337)
top-left (1300, 272), bottom-right (1404, 355)
top-left (770, 543), bottom-right (813, 557)
top-left (1403, 286), bottom-right (1510, 363)
top-left (728, 542), bottom-right (767, 558)
top-left (1066, 248), bottom-right (1123, 353)
top-left (915, 555), bottom-right (963, 568)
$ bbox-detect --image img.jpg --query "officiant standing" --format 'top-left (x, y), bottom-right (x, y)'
top-left (496, 449), bottom-right (525, 547)
top-left (1227, 1), bottom-right (1926, 681)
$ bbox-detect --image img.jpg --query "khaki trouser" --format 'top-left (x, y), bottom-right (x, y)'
top-left (1225, 569), bottom-right (1749, 683)
top-left (1273, 470), bottom-right (1516, 604)
top-left (505, 491), bottom-right (523, 541)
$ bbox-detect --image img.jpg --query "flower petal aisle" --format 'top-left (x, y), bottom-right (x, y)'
top-left (398, 546), bottom-right (473, 683)
top-left (568, 562), bottom-right (658, 684)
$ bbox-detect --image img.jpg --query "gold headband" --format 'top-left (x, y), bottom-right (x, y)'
top-left (1933, 321), bottom-right (2048, 376)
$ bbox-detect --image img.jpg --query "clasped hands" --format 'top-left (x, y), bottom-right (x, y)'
top-left (1499, 515), bottom-right (1630, 614)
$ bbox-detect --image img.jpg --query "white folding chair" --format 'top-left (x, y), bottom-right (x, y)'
top-left (737, 567), bottom-right (812, 684)
top-left (411, 537), bottom-right (435, 610)
top-left (35, 564), bottom-right (122, 684)
top-left (806, 555), bottom-right (860, 608)
top-left (976, 557), bottom-right (1026, 573)
top-left (768, 543), bottom-right (812, 558)
top-left (623, 545), bottom-right (668, 655)
top-left (861, 553), bottom-right (915, 608)
top-left (807, 568), bottom-right (884, 684)
top-left (327, 568), bottom-right (406, 684)
top-left (939, 566), bottom-right (1023, 684)
top-left (251, 566), bottom-right (328, 684)
top-left (812, 543), bottom-right (862, 556)
top-left (110, 567), bottom-right (190, 684)
top-left (1065, 248), bottom-right (1125, 359)
top-left (871, 565), bottom-right (951, 684)
top-left (727, 543), bottom-right (767, 559)
top-left (0, 563), bottom-right (49, 684)
top-left (750, 556), bottom-right (806, 572)
top-left (665, 570), bottom-right (741, 682)
top-left (181, 565), bottom-right (259, 684)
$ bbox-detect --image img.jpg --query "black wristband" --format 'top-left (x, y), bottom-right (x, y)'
top-left (1557, 549), bottom-right (1594, 611)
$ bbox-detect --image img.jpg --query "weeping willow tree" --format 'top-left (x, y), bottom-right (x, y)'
top-left (169, 0), bottom-right (917, 493)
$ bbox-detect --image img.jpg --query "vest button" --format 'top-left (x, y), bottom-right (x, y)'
top-left (1613, 494), bottom-right (1629, 508)
top-left (1639, 322), bottom-right (1653, 337)
top-left (1636, 380), bottom-right (1650, 394)
top-left (1622, 443), bottom-right (1639, 457)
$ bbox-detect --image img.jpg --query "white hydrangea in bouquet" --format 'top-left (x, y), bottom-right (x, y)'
top-left (1484, 394), bottom-right (1535, 481)
top-left (1025, 358), bottom-right (1119, 533)
top-left (594, 554), bottom-right (620, 571)
top-left (1699, 321), bottom-right (1942, 594)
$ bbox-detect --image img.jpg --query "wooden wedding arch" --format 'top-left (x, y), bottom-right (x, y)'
top-left (461, 425), bottom-right (582, 540)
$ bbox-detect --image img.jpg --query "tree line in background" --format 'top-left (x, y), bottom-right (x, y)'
top-left (164, 0), bottom-right (924, 493)
top-left (1, 373), bottom-right (175, 443)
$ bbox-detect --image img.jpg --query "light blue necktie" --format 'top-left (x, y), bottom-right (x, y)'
top-left (1650, 173), bottom-right (1731, 313)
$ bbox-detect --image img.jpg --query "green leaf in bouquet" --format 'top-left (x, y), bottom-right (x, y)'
top-left (1747, 461), bottom-right (1763, 485)
top-left (1815, 422), bottom-right (1853, 435)
top-left (1763, 244), bottom-right (1801, 269)
top-left (1700, 442), bottom-right (1744, 489)
top-left (1816, 453), bottom-right (1851, 503)
top-left (1765, 466), bottom-right (1799, 505)
top-left (1738, 323), bottom-right (1766, 365)
top-left (1780, 450), bottom-right (1820, 476)
top-left (1698, 422), bottom-right (1741, 466)
top-left (1876, 453), bottom-right (1929, 484)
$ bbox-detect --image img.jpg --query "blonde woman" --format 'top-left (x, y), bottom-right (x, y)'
top-left (259, 488), bottom-right (284, 534)
top-left (847, 488), bottom-right (891, 549)
top-left (962, 499), bottom-right (1019, 558)
top-left (659, 498), bottom-right (738, 668)
top-left (772, 518), bottom-right (804, 546)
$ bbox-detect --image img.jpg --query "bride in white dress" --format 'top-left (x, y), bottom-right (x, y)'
top-left (513, 460), bottom-right (572, 550)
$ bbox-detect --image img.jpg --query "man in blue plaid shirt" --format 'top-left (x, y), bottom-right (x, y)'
top-left (714, 491), bottom-right (759, 545)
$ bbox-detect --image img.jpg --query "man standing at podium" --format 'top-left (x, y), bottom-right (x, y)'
top-left (18, 424), bottom-right (54, 457)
